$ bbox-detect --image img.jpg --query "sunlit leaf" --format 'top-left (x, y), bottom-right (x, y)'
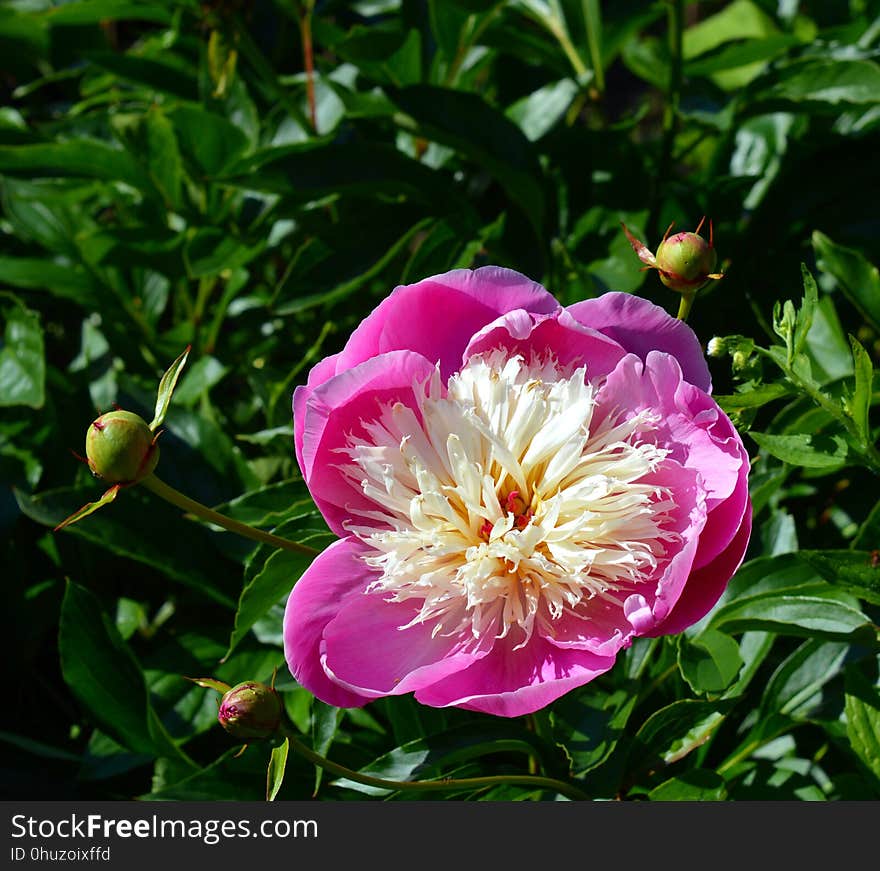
top-left (266, 737), bottom-right (289, 801)
top-left (150, 346), bottom-right (190, 431)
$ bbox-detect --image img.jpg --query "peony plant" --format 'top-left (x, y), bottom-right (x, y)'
top-left (284, 268), bottom-right (752, 717)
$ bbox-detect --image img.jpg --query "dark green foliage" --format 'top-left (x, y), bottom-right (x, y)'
top-left (2, 0), bottom-right (878, 802)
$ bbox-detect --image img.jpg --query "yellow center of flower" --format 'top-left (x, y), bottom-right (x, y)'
top-left (340, 352), bottom-right (678, 647)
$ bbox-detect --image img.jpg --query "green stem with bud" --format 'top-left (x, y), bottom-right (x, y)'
top-left (141, 475), bottom-right (321, 556)
top-left (676, 291), bottom-right (696, 321)
top-left (281, 727), bottom-right (590, 801)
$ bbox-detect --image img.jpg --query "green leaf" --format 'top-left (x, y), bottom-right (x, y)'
top-left (388, 85), bottom-right (545, 231)
top-left (794, 264), bottom-right (818, 357)
top-left (678, 629), bottom-right (744, 695)
top-left (722, 553), bottom-right (825, 602)
top-left (169, 106), bottom-right (250, 177)
top-left (142, 747), bottom-right (267, 801)
top-left (86, 51), bottom-right (199, 102)
top-left (683, 0), bottom-right (777, 61)
top-left (749, 431), bottom-right (848, 468)
top-left (648, 769), bottom-right (728, 801)
top-left (41, 2), bottom-right (173, 25)
top-left (796, 550), bottom-right (880, 606)
top-left (813, 231), bottom-right (880, 331)
top-left (212, 483), bottom-right (316, 529)
top-left (805, 295), bottom-right (855, 384)
top-left (172, 355), bottom-right (229, 407)
top-left (312, 701), bottom-right (344, 795)
top-left (845, 335), bottom-right (873, 443)
top-left (756, 59), bottom-right (880, 110)
top-left (16, 486), bottom-right (239, 608)
top-left (184, 677), bottom-right (231, 694)
top-left (709, 589), bottom-right (870, 639)
top-left (505, 78), bottom-right (579, 142)
top-left (113, 109), bottom-right (184, 209)
top-left (266, 737), bottom-right (289, 801)
top-left (629, 700), bottom-right (733, 773)
top-left (550, 687), bottom-right (638, 777)
top-left (59, 581), bottom-right (193, 763)
top-left (844, 665), bottom-right (880, 782)
top-left (53, 484), bottom-right (121, 532)
top-left (685, 35), bottom-right (798, 78)
top-left (222, 141), bottom-right (465, 213)
top-left (184, 228), bottom-right (264, 279)
top-left (226, 545), bottom-right (315, 659)
top-left (0, 730), bottom-right (81, 764)
top-left (760, 507), bottom-right (798, 557)
top-left (759, 638), bottom-right (849, 720)
top-left (150, 346), bottom-right (190, 431)
top-left (853, 500), bottom-right (880, 552)
top-left (273, 217), bottom-right (434, 316)
top-left (0, 256), bottom-right (99, 305)
top-left (715, 382), bottom-right (793, 412)
top-left (0, 140), bottom-right (151, 189)
top-left (0, 293), bottom-right (45, 408)
top-left (333, 723), bottom-right (547, 797)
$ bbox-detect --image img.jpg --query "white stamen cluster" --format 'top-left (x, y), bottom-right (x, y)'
top-left (339, 351), bottom-right (678, 648)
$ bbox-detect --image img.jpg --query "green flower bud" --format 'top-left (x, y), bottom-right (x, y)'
top-left (621, 217), bottom-right (723, 303)
top-left (655, 231), bottom-right (718, 293)
top-left (707, 337), bottom-right (728, 358)
top-left (85, 410), bottom-right (159, 484)
top-left (732, 349), bottom-right (750, 372)
top-left (218, 681), bottom-right (282, 740)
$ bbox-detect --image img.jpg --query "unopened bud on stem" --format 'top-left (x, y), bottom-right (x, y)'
top-left (621, 217), bottom-right (724, 319)
top-left (218, 681), bottom-right (282, 740)
top-left (655, 229), bottom-right (719, 293)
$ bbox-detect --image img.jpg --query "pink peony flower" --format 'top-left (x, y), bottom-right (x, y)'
top-left (284, 267), bottom-right (752, 717)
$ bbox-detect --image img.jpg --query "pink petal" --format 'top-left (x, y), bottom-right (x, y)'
top-left (541, 596), bottom-right (632, 657)
top-left (414, 635), bottom-right (615, 717)
top-left (597, 350), bottom-right (747, 565)
top-left (293, 352), bottom-right (340, 473)
top-left (463, 308), bottom-right (626, 379)
top-left (299, 350), bottom-right (437, 536)
top-left (567, 292), bottom-right (712, 393)
top-left (321, 597), bottom-right (491, 698)
top-left (335, 267), bottom-right (559, 381)
top-left (283, 537), bottom-right (375, 709)
top-left (647, 498), bottom-right (753, 637)
top-left (543, 458), bottom-right (706, 645)
top-left (628, 458), bottom-right (707, 629)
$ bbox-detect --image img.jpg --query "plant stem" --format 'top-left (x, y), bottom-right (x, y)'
top-left (676, 291), bottom-right (695, 321)
top-left (299, 0), bottom-right (317, 131)
top-left (544, 0), bottom-right (590, 81)
top-left (444, 1), bottom-right (505, 87)
top-left (663, 0), bottom-right (684, 154)
top-left (141, 475), bottom-right (320, 556)
top-left (582, 0), bottom-right (605, 95)
top-left (649, 0), bottom-right (684, 236)
top-left (282, 728), bottom-right (590, 801)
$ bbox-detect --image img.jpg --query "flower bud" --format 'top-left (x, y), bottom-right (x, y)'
top-left (85, 410), bottom-right (159, 484)
top-left (621, 217), bottom-right (723, 301)
top-left (218, 681), bottom-right (282, 740)
top-left (732, 349), bottom-right (750, 372)
top-left (655, 231), bottom-right (718, 293)
top-left (707, 336), bottom-right (728, 358)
